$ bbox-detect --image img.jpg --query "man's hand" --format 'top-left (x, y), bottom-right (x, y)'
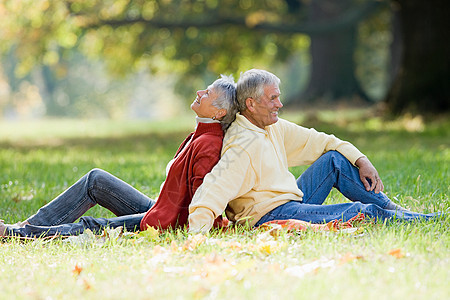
top-left (355, 156), bottom-right (384, 193)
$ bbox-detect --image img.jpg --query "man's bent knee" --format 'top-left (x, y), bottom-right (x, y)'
top-left (319, 150), bottom-right (347, 165)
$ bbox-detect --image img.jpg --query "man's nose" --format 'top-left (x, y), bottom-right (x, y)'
top-left (275, 98), bottom-right (283, 108)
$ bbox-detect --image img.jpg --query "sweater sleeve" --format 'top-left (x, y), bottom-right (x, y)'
top-left (188, 145), bottom-right (255, 233)
top-left (280, 119), bottom-right (365, 166)
top-left (190, 136), bottom-right (222, 196)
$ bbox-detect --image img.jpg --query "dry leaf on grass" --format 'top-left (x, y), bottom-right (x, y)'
top-left (82, 278), bottom-right (92, 290)
top-left (339, 252), bottom-right (364, 264)
top-left (139, 226), bottom-right (160, 242)
top-left (256, 240), bottom-right (283, 256)
top-left (72, 264), bottom-right (83, 276)
top-left (388, 248), bottom-right (406, 258)
top-left (183, 234), bottom-right (207, 251)
top-left (254, 231), bottom-right (286, 255)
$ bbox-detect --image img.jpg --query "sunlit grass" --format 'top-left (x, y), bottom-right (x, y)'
top-left (0, 116), bottom-right (195, 144)
top-left (0, 111), bottom-right (449, 299)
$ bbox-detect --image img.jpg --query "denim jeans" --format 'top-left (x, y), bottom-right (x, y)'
top-left (255, 151), bottom-right (439, 226)
top-left (7, 168), bottom-right (155, 237)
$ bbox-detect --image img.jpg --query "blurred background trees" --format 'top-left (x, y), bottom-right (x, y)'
top-left (0, 0), bottom-right (448, 119)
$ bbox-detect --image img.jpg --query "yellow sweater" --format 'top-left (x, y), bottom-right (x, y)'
top-left (188, 114), bottom-right (365, 232)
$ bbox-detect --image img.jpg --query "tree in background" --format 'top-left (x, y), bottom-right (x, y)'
top-left (298, 0), bottom-right (378, 103)
top-left (385, 0), bottom-right (450, 114)
top-left (0, 0), bottom-right (447, 116)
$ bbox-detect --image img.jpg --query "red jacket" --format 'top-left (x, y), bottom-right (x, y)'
top-left (140, 122), bottom-right (224, 230)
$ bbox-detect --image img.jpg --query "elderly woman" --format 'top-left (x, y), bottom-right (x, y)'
top-left (1, 75), bottom-right (238, 237)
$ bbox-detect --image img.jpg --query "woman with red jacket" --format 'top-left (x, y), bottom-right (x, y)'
top-left (1, 75), bottom-right (237, 237)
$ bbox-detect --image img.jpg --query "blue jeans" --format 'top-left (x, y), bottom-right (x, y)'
top-left (255, 151), bottom-right (439, 226)
top-left (7, 168), bottom-right (155, 237)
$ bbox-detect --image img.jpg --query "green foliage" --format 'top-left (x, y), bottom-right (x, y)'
top-left (0, 0), bottom-right (303, 77)
top-left (2, 0), bottom-right (379, 95)
top-left (1, 0), bottom-right (396, 118)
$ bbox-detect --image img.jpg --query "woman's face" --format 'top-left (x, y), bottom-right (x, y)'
top-left (190, 85), bottom-right (220, 118)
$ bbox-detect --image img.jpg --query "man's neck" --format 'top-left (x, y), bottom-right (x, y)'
top-left (241, 110), bottom-right (265, 129)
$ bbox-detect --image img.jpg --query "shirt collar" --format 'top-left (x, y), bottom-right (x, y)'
top-left (196, 116), bottom-right (221, 125)
top-left (235, 113), bottom-right (270, 135)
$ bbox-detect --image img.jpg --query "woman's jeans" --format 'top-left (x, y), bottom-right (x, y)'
top-left (255, 151), bottom-right (439, 226)
top-left (7, 168), bottom-right (155, 237)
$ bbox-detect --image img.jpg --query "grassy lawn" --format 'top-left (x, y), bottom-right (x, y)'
top-left (0, 111), bottom-right (448, 299)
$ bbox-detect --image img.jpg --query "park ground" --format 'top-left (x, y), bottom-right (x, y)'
top-left (0, 109), bottom-right (448, 299)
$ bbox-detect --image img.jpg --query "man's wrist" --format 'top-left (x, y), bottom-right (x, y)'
top-left (355, 156), bottom-right (369, 168)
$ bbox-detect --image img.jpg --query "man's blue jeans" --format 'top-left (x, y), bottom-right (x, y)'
top-left (7, 168), bottom-right (155, 237)
top-left (255, 151), bottom-right (438, 226)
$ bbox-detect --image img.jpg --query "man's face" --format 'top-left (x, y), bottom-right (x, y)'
top-left (191, 85), bottom-right (219, 118)
top-left (249, 84), bottom-right (283, 128)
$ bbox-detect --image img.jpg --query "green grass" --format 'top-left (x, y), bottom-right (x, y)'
top-left (0, 111), bottom-right (449, 299)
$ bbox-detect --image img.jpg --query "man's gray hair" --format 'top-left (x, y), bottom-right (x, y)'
top-left (212, 74), bottom-right (238, 130)
top-left (236, 69), bottom-right (280, 112)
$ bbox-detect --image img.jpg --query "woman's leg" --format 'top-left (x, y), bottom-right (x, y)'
top-left (297, 151), bottom-right (391, 208)
top-left (255, 201), bottom-right (438, 227)
top-left (26, 168), bottom-right (154, 226)
top-left (5, 213), bottom-right (145, 238)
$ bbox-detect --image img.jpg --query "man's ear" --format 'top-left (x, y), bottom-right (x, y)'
top-left (245, 97), bottom-right (255, 112)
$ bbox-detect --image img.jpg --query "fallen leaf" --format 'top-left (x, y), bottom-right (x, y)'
top-left (224, 240), bottom-right (243, 250)
top-left (193, 286), bottom-right (211, 299)
top-left (64, 229), bottom-right (96, 246)
top-left (183, 234), bottom-right (206, 251)
top-left (152, 245), bottom-right (164, 254)
top-left (388, 248), bottom-right (405, 259)
top-left (170, 240), bottom-right (179, 252)
top-left (204, 253), bottom-right (225, 264)
top-left (101, 226), bottom-right (123, 240)
top-left (339, 252), bottom-right (364, 264)
top-left (82, 278), bottom-right (92, 290)
top-left (257, 240), bottom-right (282, 256)
top-left (139, 226), bottom-right (160, 241)
top-left (72, 264), bottom-right (83, 276)
top-left (257, 223), bottom-right (283, 236)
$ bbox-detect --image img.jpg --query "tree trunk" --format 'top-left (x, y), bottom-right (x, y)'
top-left (300, 0), bottom-right (370, 104)
top-left (385, 0), bottom-right (450, 115)
top-left (389, 4), bottom-right (402, 85)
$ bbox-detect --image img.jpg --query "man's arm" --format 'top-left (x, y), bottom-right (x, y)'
top-left (355, 156), bottom-right (384, 193)
top-left (281, 119), bottom-right (365, 166)
top-left (280, 119), bottom-right (384, 192)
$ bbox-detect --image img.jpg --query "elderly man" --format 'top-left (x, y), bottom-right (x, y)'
top-left (188, 69), bottom-right (438, 233)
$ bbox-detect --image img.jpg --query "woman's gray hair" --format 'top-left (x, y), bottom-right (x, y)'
top-left (236, 69), bottom-right (280, 112)
top-left (212, 74), bottom-right (238, 131)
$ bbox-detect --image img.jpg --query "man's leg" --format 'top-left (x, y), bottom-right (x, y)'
top-left (255, 201), bottom-right (438, 226)
top-left (5, 213), bottom-right (145, 238)
top-left (297, 151), bottom-right (391, 208)
top-left (26, 168), bottom-right (155, 226)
